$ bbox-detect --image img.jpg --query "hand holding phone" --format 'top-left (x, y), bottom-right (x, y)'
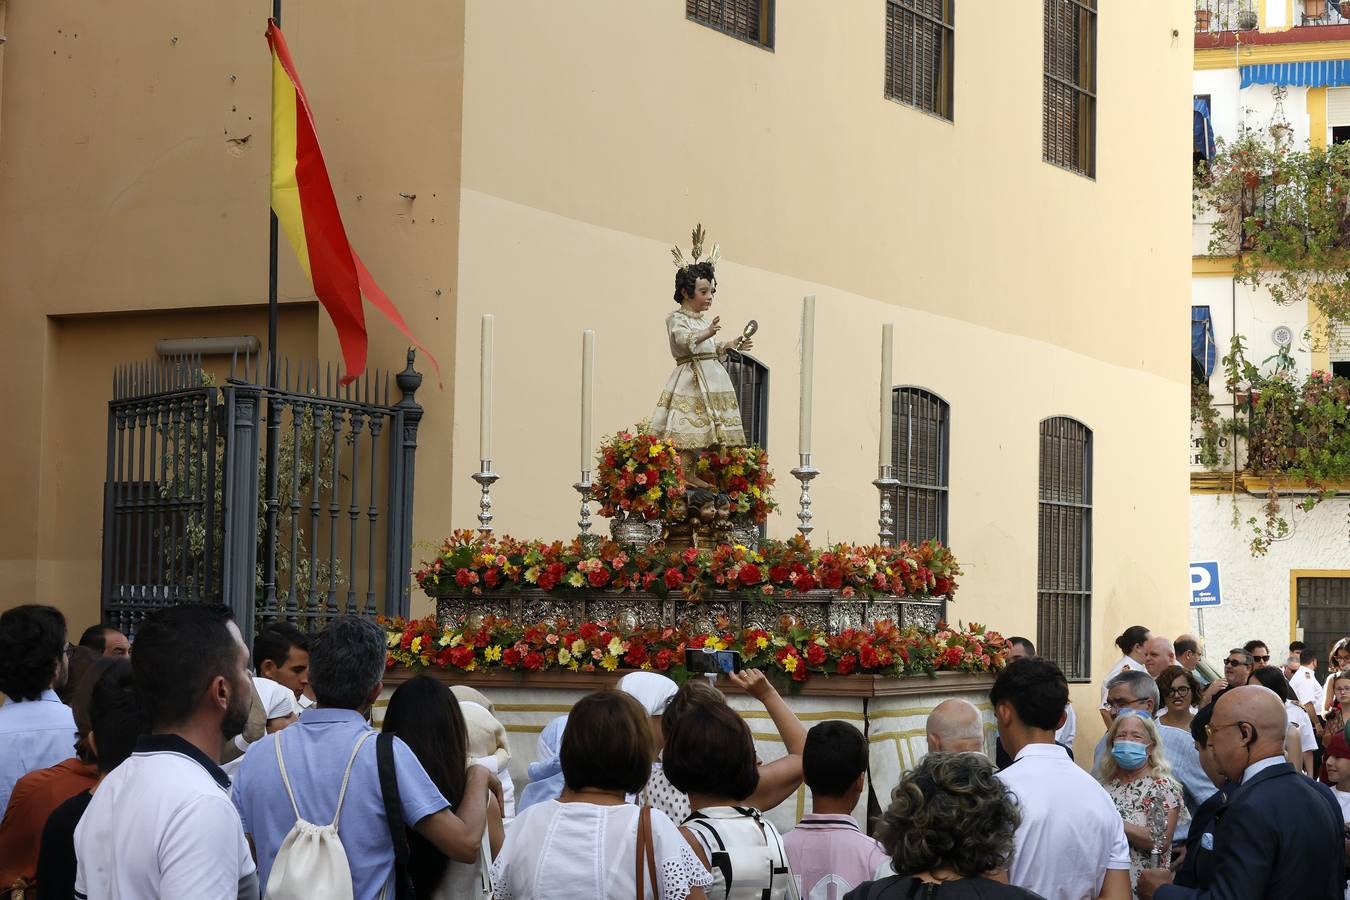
top-left (685, 647), bottom-right (742, 676)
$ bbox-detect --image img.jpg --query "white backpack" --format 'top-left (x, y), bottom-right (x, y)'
top-left (265, 730), bottom-right (373, 900)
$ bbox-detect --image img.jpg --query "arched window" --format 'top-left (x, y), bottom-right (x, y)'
top-left (724, 350), bottom-right (769, 448)
top-left (890, 388), bottom-right (949, 545)
top-left (1037, 416), bottom-right (1093, 680)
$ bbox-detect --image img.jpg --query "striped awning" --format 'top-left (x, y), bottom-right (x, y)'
top-left (1241, 59), bottom-right (1350, 88)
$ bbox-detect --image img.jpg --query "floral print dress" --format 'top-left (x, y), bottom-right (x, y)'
top-left (1106, 774), bottom-right (1183, 898)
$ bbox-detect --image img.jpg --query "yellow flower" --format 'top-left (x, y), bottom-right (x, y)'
top-left (558, 647), bottom-right (573, 666)
top-left (756, 636), bottom-right (769, 650)
top-left (567, 571), bottom-right (585, 588)
top-left (646, 487), bottom-right (662, 501)
top-left (386, 632), bottom-right (401, 648)
top-left (465, 660), bottom-right (477, 672)
top-left (572, 639), bottom-right (587, 655)
top-left (708, 637), bottom-right (725, 651)
top-left (600, 654), bottom-right (620, 672)
top-left (783, 655), bottom-right (799, 672)
top-left (607, 636), bottom-right (626, 656)
top-left (410, 636), bottom-right (423, 654)
top-left (485, 645), bottom-right (503, 662)
top-left (751, 486), bottom-right (762, 498)
top-left (437, 634), bottom-right (452, 647)
top-left (640, 662), bottom-right (653, 670)
top-left (650, 444), bottom-right (665, 456)
top-left (449, 634), bottom-right (463, 648)
top-left (729, 465), bottom-right (744, 476)
top-left (524, 566), bottom-right (540, 584)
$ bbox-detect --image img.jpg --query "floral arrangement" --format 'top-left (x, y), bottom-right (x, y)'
top-left (592, 427), bottom-right (686, 520)
top-left (382, 614), bottom-right (1004, 683)
top-left (696, 445), bottom-right (778, 523)
top-left (415, 531), bottom-right (961, 602)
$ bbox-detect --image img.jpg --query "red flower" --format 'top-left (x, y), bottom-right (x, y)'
top-left (836, 652), bottom-right (857, 675)
top-left (737, 564), bottom-right (761, 586)
top-left (587, 568), bottom-right (610, 588)
top-left (448, 645), bottom-right (475, 669)
top-left (454, 568), bottom-right (478, 588)
top-left (805, 644), bottom-right (827, 666)
top-left (795, 573), bottom-right (818, 592)
top-left (664, 569), bottom-right (684, 589)
top-left (821, 569), bottom-right (844, 590)
top-left (768, 565), bottom-right (791, 584)
top-left (791, 665), bottom-right (808, 682)
top-left (654, 649), bottom-right (673, 671)
top-left (625, 643), bottom-right (649, 668)
top-left (682, 547), bottom-right (699, 565)
top-left (522, 651), bottom-right (545, 671)
top-left (484, 568), bottom-right (501, 589)
top-left (859, 644), bottom-right (880, 669)
top-left (502, 647), bottom-right (522, 667)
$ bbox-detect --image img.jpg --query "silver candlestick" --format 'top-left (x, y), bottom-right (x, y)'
top-left (573, 470), bottom-right (600, 550)
top-left (872, 464), bottom-right (900, 547)
top-left (1146, 799), bottom-right (1168, 868)
top-left (471, 460), bottom-right (500, 534)
top-left (790, 453), bottom-right (819, 538)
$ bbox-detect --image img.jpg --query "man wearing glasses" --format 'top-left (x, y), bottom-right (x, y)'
top-left (1242, 640), bottom-right (1271, 668)
top-left (1137, 686), bottom-right (1344, 899)
top-left (1197, 649), bottom-right (1254, 706)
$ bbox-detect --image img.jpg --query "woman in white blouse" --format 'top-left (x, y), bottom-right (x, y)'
top-left (490, 690), bottom-right (711, 900)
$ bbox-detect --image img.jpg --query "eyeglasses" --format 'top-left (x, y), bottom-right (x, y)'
top-left (1252, 655), bottom-right (1270, 663)
top-left (1205, 720), bottom-right (1252, 741)
top-left (1224, 658), bottom-right (1251, 668)
top-left (1106, 696), bottom-right (1148, 709)
top-left (1166, 685), bottom-right (1192, 696)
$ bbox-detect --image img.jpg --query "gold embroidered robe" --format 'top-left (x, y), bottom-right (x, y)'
top-left (650, 310), bottom-right (747, 450)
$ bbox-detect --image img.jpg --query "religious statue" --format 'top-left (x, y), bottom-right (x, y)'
top-left (650, 224), bottom-right (756, 492)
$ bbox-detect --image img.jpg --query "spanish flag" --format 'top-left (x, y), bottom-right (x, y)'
top-left (267, 19), bottom-right (439, 385)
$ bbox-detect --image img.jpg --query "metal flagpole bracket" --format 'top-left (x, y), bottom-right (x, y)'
top-left (790, 453), bottom-right (819, 538)
top-left (872, 464), bottom-right (900, 547)
top-left (472, 460), bottom-right (499, 534)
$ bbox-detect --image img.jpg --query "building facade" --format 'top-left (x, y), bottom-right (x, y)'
top-left (1191, 1), bottom-right (1350, 667)
top-left (0, 1), bottom-right (1191, 754)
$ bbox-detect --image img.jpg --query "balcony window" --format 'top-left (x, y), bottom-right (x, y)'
top-left (889, 388), bottom-right (949, 545)
top-left (884, 0), bottom-right (955, 120)
top-left (687, 0), bottom-right (774, 49)
top-left (1043, 0), bottom-right (1096, 177)
top-left (1037, 416), bottom-right (1092, 680)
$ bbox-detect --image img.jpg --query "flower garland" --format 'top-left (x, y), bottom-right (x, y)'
top-left (592, 427), bottom-right (686, 520)
top-left (383, 615), bottom-right (1005, 683)
top-left (696, 445), bottom-right (778, 523)
top-left (415, 532), bottom-right (961, 603)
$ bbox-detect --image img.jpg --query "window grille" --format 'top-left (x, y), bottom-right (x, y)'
top-left (1043, 0), bottom-right (1096, 176)
top-left (1294, 576), bottom-right (1350, 684)
top-left (884, 0), bottom-right (954, 119)
top-left (890, 388), bottom-right (949, 545)
top-left (686, 0), bottom-right (774, 48)
top-left (724, 350), bottom-right (769, 448)
top-left (1037, 417), bottom-right (1092, 680)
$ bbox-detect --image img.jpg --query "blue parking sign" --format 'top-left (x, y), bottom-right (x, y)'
top-left (1190, 561), bottom-right (1221, 607)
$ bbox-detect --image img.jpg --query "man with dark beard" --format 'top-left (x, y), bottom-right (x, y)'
top-left (74, 605), bottom-right (257, 899)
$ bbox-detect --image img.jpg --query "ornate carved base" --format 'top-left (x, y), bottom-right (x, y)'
top-left (435, 588), bottom-right (947, 634)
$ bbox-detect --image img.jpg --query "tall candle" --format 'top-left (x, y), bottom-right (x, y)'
top-left (879, 323), bottom-right (894, 468)
top-left (580, 330), bottom-right (595, 471)
top-left (479, 313), bottom-right (493, 460)
top-left (799, 295), bottom-right (816, 455)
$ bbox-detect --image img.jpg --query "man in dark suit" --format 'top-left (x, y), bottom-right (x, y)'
top-left (1138, 685), bottom-right (1346, 899)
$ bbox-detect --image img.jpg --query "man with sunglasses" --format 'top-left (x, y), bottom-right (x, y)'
top-left (1137, 685), bottom-right (1345, 899)
top-left (1198, 649), bottom-right (1255, 706)
top-left (1242, 640), bottom-right (1271, 668)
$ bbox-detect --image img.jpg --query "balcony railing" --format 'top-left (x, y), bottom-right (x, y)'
top-left (1195, 0), bottom-right (1348, 32)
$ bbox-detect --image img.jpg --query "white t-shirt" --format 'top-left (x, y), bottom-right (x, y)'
top-left (74, 734), bottom-right (257, 900)
top-left (1291, 667), bottom-right (1325, 711)
top-left (997, 743), bottom-right (1130, 900)
top-left (1335, 788), bottom-right (1350, 823)
top-left (490, 799), bottom-right (711, 899)
top-left (254, 675), bottom-right (299, 721)
top-left (1056, 702), bottom-right (1077, 748)
top-left (1286, 701), bottom-right (1318, 754)
top-left (1100, 656), bottom-right (1142, 706)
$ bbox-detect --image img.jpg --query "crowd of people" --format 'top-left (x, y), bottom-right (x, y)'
top-left (2, 607), bottom-right (1350, 900)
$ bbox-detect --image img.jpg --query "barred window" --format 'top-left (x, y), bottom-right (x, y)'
top-left (686, 0), bottom-right (774, 48)
top-left (1037, 417), bottom-right (1092, 680)
top-left (890, 388), bottom-right (949, 545)
top-left (884, 0), bottom-right (954, 120)
top-left (1043, 0), bottom-right (1096, 176)
top-left (724, 350), bottom-right (769, 447)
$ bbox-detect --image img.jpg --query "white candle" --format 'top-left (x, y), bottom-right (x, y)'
top-left (799, 295), bottom-right (816, 455)
top-left (879, 323), bottom-right (894, 468)
top-left (479, 314), bottom-right (493, 461)
top-left (580, 330), bottom-right (595, 471)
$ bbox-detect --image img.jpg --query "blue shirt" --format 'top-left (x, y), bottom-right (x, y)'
top-left (232, 707), bottom-right (449, 900)
top-left (0, 690), bottom-right (76, 815)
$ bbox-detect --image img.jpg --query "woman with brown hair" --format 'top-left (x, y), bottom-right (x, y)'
top-left (1155, 665), bottom-right (1201, 731)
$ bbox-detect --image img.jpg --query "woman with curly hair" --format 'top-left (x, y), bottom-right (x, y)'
top-left (843, 752), bottom-right (1043, 899)
top-left (1096, 712), bottom-right (1181, 898)
top-left (1154, 665), bottom-right (1201, 731)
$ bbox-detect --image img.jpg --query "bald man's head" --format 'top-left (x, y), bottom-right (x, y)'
top-left (1142, 636), bottom-right (1175, 678)
top-left (1208, 684), bottom-right (1288, 781)
top-left (926, 698), bottom-right (984, 753)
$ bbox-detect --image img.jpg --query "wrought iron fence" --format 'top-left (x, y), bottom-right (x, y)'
top-left (101, 351), bottom-right (424, 642)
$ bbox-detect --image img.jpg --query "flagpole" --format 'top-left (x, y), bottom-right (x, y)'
top-left (260, 0), bottom-right (284, 629)
top-left (268, 0), bottom-right (281, 389)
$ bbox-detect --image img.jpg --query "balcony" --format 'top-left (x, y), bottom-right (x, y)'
top-left (1194, 0), bottom-right (1348, 33)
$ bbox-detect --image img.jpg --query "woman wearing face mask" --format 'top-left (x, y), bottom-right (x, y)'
top-left (1097, 711), bottom-right (1182, 899)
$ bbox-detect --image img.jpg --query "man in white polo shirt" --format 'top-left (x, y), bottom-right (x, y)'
top-left (75, 604), bottom-right (256, 900)
top-left (993, 657), bottom-right (1131, 900)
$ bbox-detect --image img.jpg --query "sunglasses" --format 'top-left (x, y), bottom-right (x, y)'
top-left (1252, 655), bottom-right (1270, 663)
top-left (1224, 658), bottom-right (1251, 667)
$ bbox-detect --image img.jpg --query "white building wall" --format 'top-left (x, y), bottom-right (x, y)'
top-left (1190, 493), bottom-right (1350, 658)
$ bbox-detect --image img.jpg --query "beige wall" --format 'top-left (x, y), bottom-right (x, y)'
top-left (0, 0), bottom-right (1191, 755)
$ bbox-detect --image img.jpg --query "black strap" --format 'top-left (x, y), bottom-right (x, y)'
top-left (378, 732), bottom-right (416, 900)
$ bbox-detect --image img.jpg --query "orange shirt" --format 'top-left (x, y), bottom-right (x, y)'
top-left (0, 757), bottom-right (98, 888)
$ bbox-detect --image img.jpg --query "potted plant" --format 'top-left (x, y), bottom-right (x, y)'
top-left (1196, 7), bottom-right (1213, 30)
top-left (1237, 8), bottom-right (1259, 29)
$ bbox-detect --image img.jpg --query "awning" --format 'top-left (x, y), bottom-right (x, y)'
top-left (1194, 96), bottom-right (1216, 161)
top-left (1192, 306), bottom-right (1217, 380)
top-left (1241, 59), bottom-right (1350, 88)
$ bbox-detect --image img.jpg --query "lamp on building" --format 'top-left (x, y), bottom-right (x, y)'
top-left (154, 336), bottom-right (260, 357)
